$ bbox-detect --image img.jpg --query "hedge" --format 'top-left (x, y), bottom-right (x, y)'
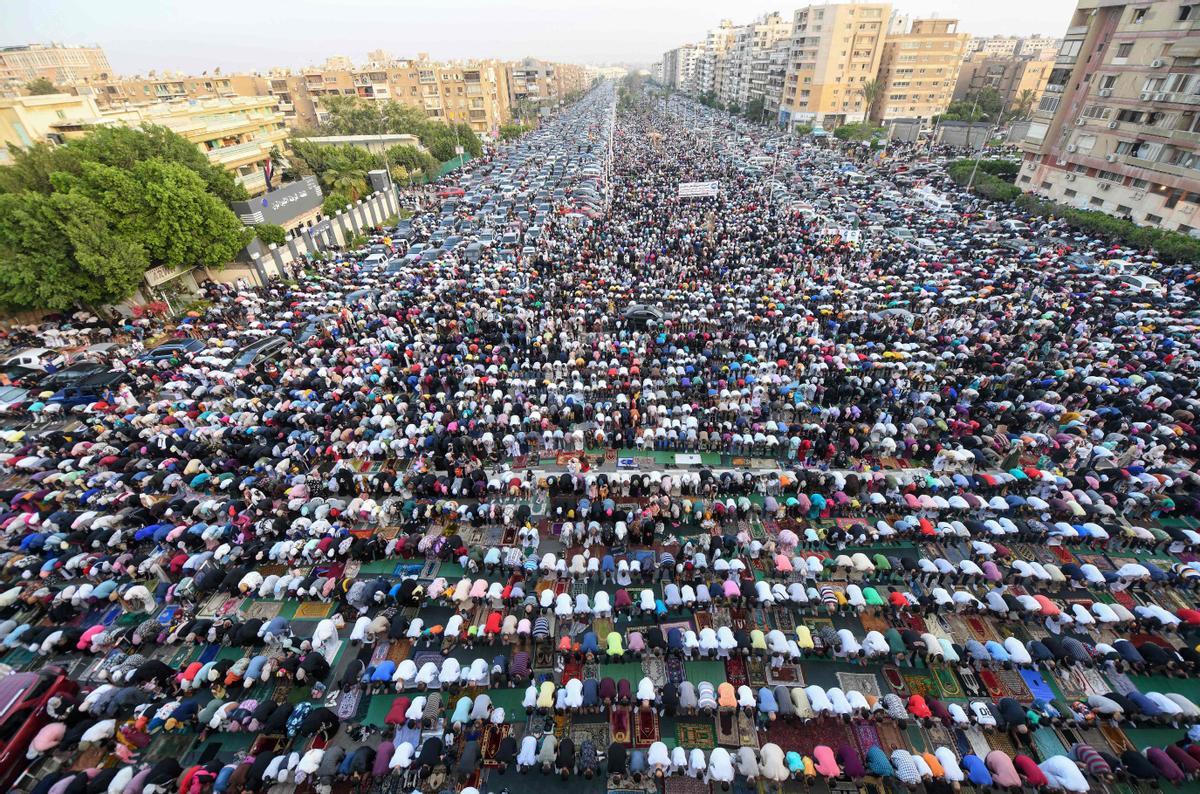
top-left (253, 223), bottom-right (286, 246)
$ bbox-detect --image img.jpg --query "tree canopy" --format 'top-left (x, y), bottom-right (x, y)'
top-left (0, 124), bottom-right (251, 311)
top-left (299, 96), bottom-right (483, 162)
top-left (25, 77), bottom-right (59, 95)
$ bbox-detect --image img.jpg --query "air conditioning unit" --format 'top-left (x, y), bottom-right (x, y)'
top-left (1099, 88), bottom-right (1113, 97)
top-left (1066, 173), bottom-right (1077, 181)
top-left (1056, 158), bottom-right (1068, 166)
top-left (1108, 120), bottom-right (1119, 129)
top-left (1141, 92), bottom-right (1153, 101)
top-left (1098, 182), bottom-right (1111, 190)
top-left (1067, 144), bottom-right (1078, 152)
top-left (1151, 59), bottom-right (1165, 68)
top-left (1075, 117), bottom-right (1086, 125)
top-left (1155, 92), bottom-right (1168, 101)
top-left (1132, 190), bottom-right (1146, 200)
top-left (1105, 153), bottom-right (1118, 162)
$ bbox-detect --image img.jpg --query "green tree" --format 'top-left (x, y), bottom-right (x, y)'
top-left (744, 97), bottom-right (766, 123)
top-left (25, 77), bottom-right (59, 95)
top-left (499, 123), bottom-right (529, 141)
top-left (323, 165), bottom-right (367, 202)
top-left (856, 79), bottom-right (884, 120)
top-left (323, 191), bottom-right (351, 217)
top-left (1007, 88), bottom-right (1037, 123)
top-left (793, 123), bottom-right (814, 136)
top-left (254, 223), bottom-right (286, 246)
top-left (0, 191), bottom-right (149, 311)
top-left (386, 144), bottom-right (438, 182)
top-left (833, 123), bottom-right (886, 142)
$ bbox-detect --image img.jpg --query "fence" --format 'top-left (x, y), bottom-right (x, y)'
top-left (239, 186), bottom-right (402, 285)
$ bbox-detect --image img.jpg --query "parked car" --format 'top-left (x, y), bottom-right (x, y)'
top-left (2, 348), bottom-right (65, 372)
top-left (138, 339), bottom-right (205, 362)
top-left (234, 337), bottom-right (290, 376)
top-left (0, 386), bottom-right (29, 413)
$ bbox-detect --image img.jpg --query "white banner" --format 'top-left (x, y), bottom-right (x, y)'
top-left (677, 180), bottom-right (719, 198)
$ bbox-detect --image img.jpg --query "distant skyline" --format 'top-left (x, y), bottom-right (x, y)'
top-left (8, 0), bottom-right (1078, 75)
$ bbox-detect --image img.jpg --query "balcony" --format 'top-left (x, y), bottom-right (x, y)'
top-left (1124, 153), bottom-right (1196, 179)
top-left (277, 101), bottom-right (294, 113)
top-left (1066, 25), bottom-right (1089, 36)
top-left (1170, 127), bottom-right (1200, 145)
top-left (237, 169), bottom-right (267, 195)
top-left (1161, 91), bottom-right (1200, 106)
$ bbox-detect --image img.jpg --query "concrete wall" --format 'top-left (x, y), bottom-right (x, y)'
top-left (935, 122), bottom-right (994, 149)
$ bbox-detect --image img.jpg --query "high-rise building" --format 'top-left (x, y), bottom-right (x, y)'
top-left (1019, 0), bottom-right (1200, 233)
top-left (695, 20), bottom-right (737, 98)
top-left (721, 12), bottom-right (793, 111)
top-left (662, 45), bottom-right (701, 91)
top-left (0, 43), bottom-right (113, 94)
top-left (780, 2), bottom-right (892, 129)
top-left (77, 72), bottom-right (270, 111)
top-left (874, 16), bottom-right (969, 122)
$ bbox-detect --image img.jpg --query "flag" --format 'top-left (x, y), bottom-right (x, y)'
top-left (263, 158), bottom-right (274, 192)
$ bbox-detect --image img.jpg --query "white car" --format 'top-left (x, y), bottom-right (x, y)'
top-left (3, 348), bottom-right (65, 372)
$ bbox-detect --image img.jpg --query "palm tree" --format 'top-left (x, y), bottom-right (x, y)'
top-left (856, 79), bottom-right (883, 122)
top-left (323, 167), bottom-right (367, 202)
top-left (1007, 89), bottom-right (1037, 123)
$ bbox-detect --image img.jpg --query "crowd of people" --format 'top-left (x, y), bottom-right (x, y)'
top-left (0, 82), bottom-right (1198, 794)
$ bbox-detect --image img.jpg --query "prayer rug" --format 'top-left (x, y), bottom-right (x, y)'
top-left (933, 667), bottom-right (962, 698)
top-left (852, 721), bottom-right (881, 754)
top-left (904, 614), bottom-right (927, 634)
top-left (410, 649), bottom-right (440, 671)
top-left (570, 720), bottom-right (609, 750)
top-left (643, 656), bottom-right (667, 688)
top-left (610, 707), bottom-right (632, 745)
top-left (902, 670), bottom-right (938, 697)
top-left (875, 721), bottom-right (907, 753)
top-left (737, 712), bottom-right (760, 749)
top-left (1100, 724), bottom-right (1134, 754)
top-left (694, 610), bottom-right (714, 631)
top-left (837, 672), bottom-right (882, 699)
top-left (746, 656), bottom-right (768, 687)
top-left (725, 656), bottom-right (748, 687)
top-left (729, 608), bottom-right (751, 632)
top-left (768, 607), bottom-right (797, 634)
top-left (1032, 727), bottom-right (1069, 761)
top-left (923, 720), bottom-right (954, 752)
top-left (996, 669), bottom-right (1032, 701)
top-left (562, 658), bottom-right (583, 683)
top-left (481, 723), bottom-right (512, 767)
top-left (962, 727), bottom-right (993, 758)
top-left (661, 620), bottom-right (692, 637)
top-left (958, 665), bottom-right (983, 698)
top-left (986, 730), bottom-right (1018, 758)
top-left (859, 611), bottom-right (892, 634)
top-left (667, 655), bottom-right (687, 685)
top-left (387, 640), bottom-right (411, 664)
top-left (767, 663), bottom-right (804, 686)
top-left (634, 706), bottom-right (660, 748)
top-left (882, 665), bottom-right (907, 695)
top-left (977, 669), bottom-right (1006, 699)
top-left (965, 615), bottom-right (997, 643)
top-left (294, 602), bottom-right (333, 619)
top-left (336, 687), bottom-right (363, 721)
top-left (584, 660), bottom-right (600, 681)
top-left (1106, 670), bottom-right (1135, 696)
top-left (664, 776), bottom-right (711, 794)
top-left (593, 617), bottom-right (614, 640)
top-left (675, 721), bottom-right (715, 750)
top-left (533, 643), bottom-right (555, 670)
top-left (716, 709), bottom-right (739, 746)
top-left (1020, 669), bottom-right (1055, 702)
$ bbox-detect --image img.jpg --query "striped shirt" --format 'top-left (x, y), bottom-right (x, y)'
top-left (533, 617), bottom-right (550, 639)
top-left (1071, 743), bottom-right (1111, 777)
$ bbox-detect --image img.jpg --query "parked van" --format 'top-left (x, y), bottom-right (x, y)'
top-left (916, 188), bottom-right (953, 213)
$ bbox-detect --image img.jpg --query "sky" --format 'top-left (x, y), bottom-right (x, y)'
top-left (8, 0), bottom-right (1079, 74)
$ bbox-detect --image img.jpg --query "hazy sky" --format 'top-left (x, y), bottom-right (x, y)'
top-left (9, 0), bottom-right (1078, 74)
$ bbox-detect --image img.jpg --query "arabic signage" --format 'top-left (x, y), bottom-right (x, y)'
top-left (231, 176), bottom-right (323, 226)
top-left (677, 180), bottom-right (719, 198)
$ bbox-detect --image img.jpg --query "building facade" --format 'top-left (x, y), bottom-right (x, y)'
top-left (952, 54), bottom-right (1055, 110)
top-left (77, 73), bottom-right (269, 111)
top-left (0, 43), bottom-right (113, 94)
top-left (875, 17), bottom-right (969, 122)
top-left (781, 2), bottom-right (892, 129)
top-left (1020, 0), bottom-right (1200, 233)
top-left (0, 93), bottom-right (104, 163)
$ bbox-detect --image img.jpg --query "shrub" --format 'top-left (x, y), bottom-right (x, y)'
top-left (253, 223), bottom-right (286, 246)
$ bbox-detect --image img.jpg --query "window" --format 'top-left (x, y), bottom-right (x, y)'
top-left (1090, 197), bottom-right (1105, 207)
top-left (1059, 39), bottom-right (1084, 59)
top-left (1116, 42), bottom-right (1134, 57)
top-left (1181, 5), bottom-right (1195, 22)
top-left (1100, 75), bottom-right (1118, 89)
top-left (1097, 170), bottom-right (1124, 183)
top-left (1146, 213), bottom-right (1163, 223)
top-left (1131, 178), bottom-right (1150, 189)
top-left (1040, 181), bottom-right (1053, 189)
top-left (1064, 188), bottom-right (1078, 198)
top-left (1117, 109), bottom-right (1144, 123)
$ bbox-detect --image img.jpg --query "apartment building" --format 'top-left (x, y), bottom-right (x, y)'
top-left (662, 45), bottom-right (701, 91)
top-left (508, 58), bottom-right (590, 112)
top-left (874, 17), bottom-right (969, 122)
top-left (0, 43), bottom-right (113, 94)
top-left (0, 92), bottom-right (286, 195)
top-left (780, 2), bottom-right (892, 129)
top-left (77, 72), bottom-right (269, 111)
top-left (695, 21), bottom-right (738, 98)
top-left (722, 12), bottom-right (793, 110)
top-left (952, 54), bottom-right (1055, 110)
top-left (104, 96), bottom-right (288, 195)
top-left (1020, 0), bottom-right (1200, 233)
